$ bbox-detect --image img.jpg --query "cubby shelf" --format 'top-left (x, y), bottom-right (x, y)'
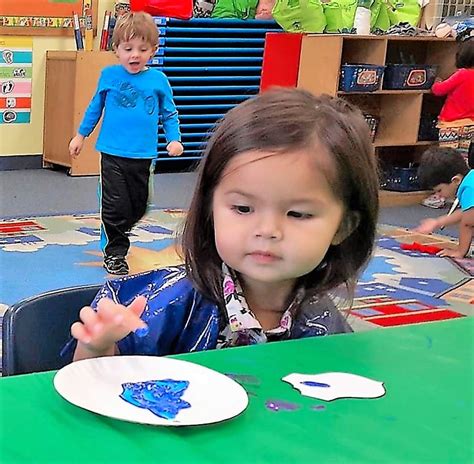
top-left (261, 33), bottom-right (457, 206)
top-left (379, 190), bottom-right (432, 207)
top-left (43, 51), bottom-right (117, 176)
top-left (337, 90), bottom-right (432, 95)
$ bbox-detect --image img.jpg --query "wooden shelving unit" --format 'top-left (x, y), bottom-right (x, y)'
top-left (260, 34), bottom-right (457, 206)
top-left (338, 90), bottom-right (432, 95)
top-left (43, 51), bottom-right (117, 176)
top-left (379, 189), bottom-right (432, 207)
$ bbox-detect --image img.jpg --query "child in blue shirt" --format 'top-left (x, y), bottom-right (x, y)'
top-left (415, 147), bottom-right (474, 258)
top-left (69, 12), bottom-right (183, 275)
top-left (66, 89), bottom-right (380, 362)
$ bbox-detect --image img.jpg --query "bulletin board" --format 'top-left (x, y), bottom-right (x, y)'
top-left (0, 0), bottom-right (98, 37)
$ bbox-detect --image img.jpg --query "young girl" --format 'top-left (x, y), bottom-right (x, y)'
top-left (66, 89), bottom-right (379, 362)
top-left (423, 38), bottom-right (474, 208)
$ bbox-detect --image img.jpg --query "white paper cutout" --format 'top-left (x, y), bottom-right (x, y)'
top-left (282, 372), bottom-right (386, 401)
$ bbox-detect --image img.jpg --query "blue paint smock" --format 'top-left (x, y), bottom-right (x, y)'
top-left (61, 266), bottom-right (352, 361)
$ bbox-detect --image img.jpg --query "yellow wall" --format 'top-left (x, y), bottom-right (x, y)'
top-left (0, 0), bottom-right (115, 157)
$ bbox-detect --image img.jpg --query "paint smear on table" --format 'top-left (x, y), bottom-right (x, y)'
top-left (301, 381), bottom-right (330, 388)
top-left (120, 379), bottom-right (191, 419)
top-left (225, 373), bottom-right (261, 386)
top-left (311, 404), bottom-right (327, 411)
top-left (282, 372), bottom-right (386, 401)
top-left (265, 399), bottom-right (300, 412)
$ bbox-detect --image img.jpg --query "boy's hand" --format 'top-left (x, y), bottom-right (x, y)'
top-left (71, 296), bottom-right (147, 357)
top-left (69, 134), bottom-right (85, 158)
top-left (166, 141), bottom-right (184, 157)
top-left (414, 218), bottom-right (439, 234)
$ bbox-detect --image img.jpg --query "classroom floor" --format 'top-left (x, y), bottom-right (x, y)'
top-left (0, 167), bottom-right (461, 232)
top-left (0, 169), bottom-right (470, 286)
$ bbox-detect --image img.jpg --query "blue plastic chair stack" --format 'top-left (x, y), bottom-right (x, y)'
top-left (151, 17), bottom-right (281, 163)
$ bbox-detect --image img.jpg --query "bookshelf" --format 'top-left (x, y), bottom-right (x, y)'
top-left (260, 33), bottom-right (457, 206)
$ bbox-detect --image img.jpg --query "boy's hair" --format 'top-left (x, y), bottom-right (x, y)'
top-left (181, 88), bottom-right (379, 306)
top-left (417, 147), bottom-right (469, 189)
top-left (456, 39), bottom-right (474, 69)
top-left (111, 11), bottom-right (158, 49)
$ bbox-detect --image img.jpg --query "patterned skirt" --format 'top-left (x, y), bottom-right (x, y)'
top-left (437, 118), bottom-right (474, 157)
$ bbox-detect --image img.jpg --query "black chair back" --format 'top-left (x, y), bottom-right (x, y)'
top-left (2, 284), bottom-right (101, 376)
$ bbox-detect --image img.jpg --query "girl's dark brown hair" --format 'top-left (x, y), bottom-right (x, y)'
top-left (456, 38), bottom-right (474, 69)
top-left (181, 88), bottom-right (379, 305)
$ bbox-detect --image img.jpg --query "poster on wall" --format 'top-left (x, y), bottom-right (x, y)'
top-left (0, 0), bottom-right (97, 37)
top-left (0, 36), bottom-right (32, 125)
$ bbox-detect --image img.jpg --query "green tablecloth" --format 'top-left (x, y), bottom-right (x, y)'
top-left (1, 318), bottom-right (472, 463)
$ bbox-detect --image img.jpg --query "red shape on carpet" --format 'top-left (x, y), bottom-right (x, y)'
top-left (0, 220), bottom-right (46, 234)
top-left (368, 310), bottom-right (465, 327)
top-left (401, 242), bottom-right (443, 255)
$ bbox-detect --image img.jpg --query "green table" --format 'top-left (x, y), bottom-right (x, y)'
top-left (1, 318), bottom-right (472, 463)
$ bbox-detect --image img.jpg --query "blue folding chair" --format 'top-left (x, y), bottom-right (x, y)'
top-left (2, 284), bottom-right (101, 376)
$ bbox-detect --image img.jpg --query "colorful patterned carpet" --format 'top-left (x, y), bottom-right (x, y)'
top-left (0, 211), bottom-right (472, 361)
top-left (352, 225), bottom-right (472, 330)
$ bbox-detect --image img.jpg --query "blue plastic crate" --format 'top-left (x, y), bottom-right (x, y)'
top-left (383, 166), bottom-right (421, 192)
top-left (339, 64), bottom-right (385, 92)
top-left (383, 64), bottom-right (437, 90)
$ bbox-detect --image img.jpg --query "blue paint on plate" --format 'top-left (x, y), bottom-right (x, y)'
top-left (120, 378), bottom-right (191, 420)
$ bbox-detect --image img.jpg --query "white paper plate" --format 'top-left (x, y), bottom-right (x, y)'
top-left (54, 355), bottom-right (249, 426)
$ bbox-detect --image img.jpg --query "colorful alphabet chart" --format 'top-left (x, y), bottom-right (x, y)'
top-left (0, 36), bottom-right (32, 124)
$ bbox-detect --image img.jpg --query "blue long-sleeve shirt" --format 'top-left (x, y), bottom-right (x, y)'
top-left (78, 65), bottom-right (181, 159)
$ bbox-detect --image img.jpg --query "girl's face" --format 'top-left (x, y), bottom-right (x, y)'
top-left (212, 149), bottom-right (346, 293)
top-left (115, 37), bottom-right (156, 74)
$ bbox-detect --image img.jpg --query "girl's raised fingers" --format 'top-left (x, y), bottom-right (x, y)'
top-left (97, 297), bottom-right (145, 331)
top-left (128, 296), bottom-right (147, 319)
top-left (96, 297), bottom-right (126, 323)
top-left (71, 321), bottom-right (92, 344)
top-left (79, 305), bottom-right (101, 329)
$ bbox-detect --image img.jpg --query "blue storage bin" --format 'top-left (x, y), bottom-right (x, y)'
top-left (383, 166), bottom-right (421, 192)
top-left (339, 64), bottom-right (385, 92)
top-left (383, 64), bottom-right (437, 90)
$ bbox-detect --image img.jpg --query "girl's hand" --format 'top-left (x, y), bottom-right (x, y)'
top-left (166, 141), bottom-right (184, 157)
top-left (414, 218), bottom-right (439, 234)
top-left (71, 296), bottom-right (147, 357)
top-left (69, 134), bottom-right (85, 158)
